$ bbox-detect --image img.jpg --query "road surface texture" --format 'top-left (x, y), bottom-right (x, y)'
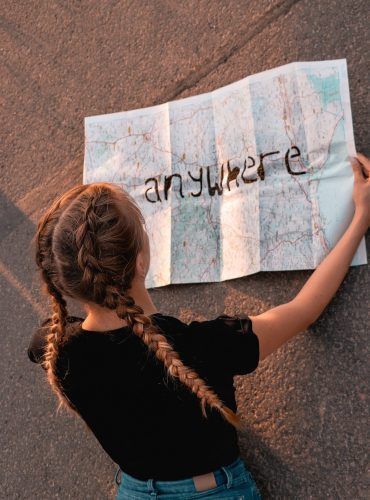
top-left (1, 1), bottom-right (369, 498)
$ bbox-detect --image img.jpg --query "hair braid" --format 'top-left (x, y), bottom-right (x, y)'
top-left (34, 185), bottom-right (96, 428)
top-left (39, 274), bottom-right (95, 436)
top-left (111, 291), bottom-right (245, 430)
top-left (40, 281), bottom-right (69, 410)
top-left (37, 265), bottom-right (82, 414)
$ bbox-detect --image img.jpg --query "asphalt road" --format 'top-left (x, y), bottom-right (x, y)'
top-left (1, 1), bottom-right (369, 498)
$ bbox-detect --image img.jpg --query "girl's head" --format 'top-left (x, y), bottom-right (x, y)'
top-left (35, 182), bottom-right (243, 429)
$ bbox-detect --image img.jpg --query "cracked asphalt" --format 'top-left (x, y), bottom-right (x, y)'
top-left (1, 1), bottom-right (369, 498)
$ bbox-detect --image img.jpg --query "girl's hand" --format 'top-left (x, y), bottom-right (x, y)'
top-left (250, 152), bottom-right (369, 361)
top-left (350, 152), bottom-right (370, 228)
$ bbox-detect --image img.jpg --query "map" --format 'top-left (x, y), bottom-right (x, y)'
top-left (83, 59), bottom-right (367, 289)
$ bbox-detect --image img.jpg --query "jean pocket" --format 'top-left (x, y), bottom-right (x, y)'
top-left (116, 483), bottom-right (149, 500)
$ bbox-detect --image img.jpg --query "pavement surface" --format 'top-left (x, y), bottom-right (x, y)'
top-left (1, 1), bottom-right (369, 498)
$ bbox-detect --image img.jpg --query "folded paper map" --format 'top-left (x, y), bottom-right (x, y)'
top-left (83, 59), bottom-right (367, 289)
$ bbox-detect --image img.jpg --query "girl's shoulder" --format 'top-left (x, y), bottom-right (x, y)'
top-left (27, 316), bottom-right (85, 365)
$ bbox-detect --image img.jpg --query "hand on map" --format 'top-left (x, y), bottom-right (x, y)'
top-left (350, 152), bottom-right (370, 228)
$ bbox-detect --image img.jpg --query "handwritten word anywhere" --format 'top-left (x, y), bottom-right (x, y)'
top-left (144, 146), bottom-right (306, 203)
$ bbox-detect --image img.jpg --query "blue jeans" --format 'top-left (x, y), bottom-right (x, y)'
top-left (114, 456), bottom-right (262, 499)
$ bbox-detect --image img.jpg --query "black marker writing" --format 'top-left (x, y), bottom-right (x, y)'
top-left (164, 174), bottom-right (184, 200)
top-left (285, 146), bottom-right (306, 175)
top-left (241, 156), bottom-right (257, 184)
top-left (144, 145), bottom-right (306, 203)
top-left (188, 168), bottom-right (203, 197)
top-left (145, 177), bottom-right (161, 203)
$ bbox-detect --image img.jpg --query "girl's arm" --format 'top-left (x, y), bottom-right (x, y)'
top-left (249, 153), bottom-right (370, 362)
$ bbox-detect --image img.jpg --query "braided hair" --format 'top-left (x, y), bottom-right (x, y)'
top-left (34, 182), bottom-right (244, 430)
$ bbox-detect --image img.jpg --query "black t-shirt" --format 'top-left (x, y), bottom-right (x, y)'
top-left (27, 313), bottom-right (259, 480)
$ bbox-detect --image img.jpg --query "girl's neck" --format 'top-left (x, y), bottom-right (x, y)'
top-left (81, 284), bottom-right (159, 332)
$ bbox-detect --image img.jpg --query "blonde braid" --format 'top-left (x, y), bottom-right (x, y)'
top-left (34, 184), bottom-right (96, 428)
top-left (113, 293), bottom-right (245, 430)
top-left (39, 278), bottom-right (80, 416)
top-left (37, 273), bottom-right (96, 435)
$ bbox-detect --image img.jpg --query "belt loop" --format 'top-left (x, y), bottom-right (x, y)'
top-left (146, 478), bottom-right (158, 497)
top-left (221, 464), bottom-right (233, 489)
top-left (114, 466), bottom-right (122, 486)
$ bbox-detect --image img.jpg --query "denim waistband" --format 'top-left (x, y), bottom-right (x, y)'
top-left (114, 456), bottom-right (250, 494)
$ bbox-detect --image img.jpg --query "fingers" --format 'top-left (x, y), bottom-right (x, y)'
top-left (350, 156), bottom-right (366, 182)
top-left (355, 152), bottom-right (370, 175)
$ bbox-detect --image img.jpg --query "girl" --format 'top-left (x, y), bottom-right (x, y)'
top-left (28, 153), bottom-right (369, 500)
